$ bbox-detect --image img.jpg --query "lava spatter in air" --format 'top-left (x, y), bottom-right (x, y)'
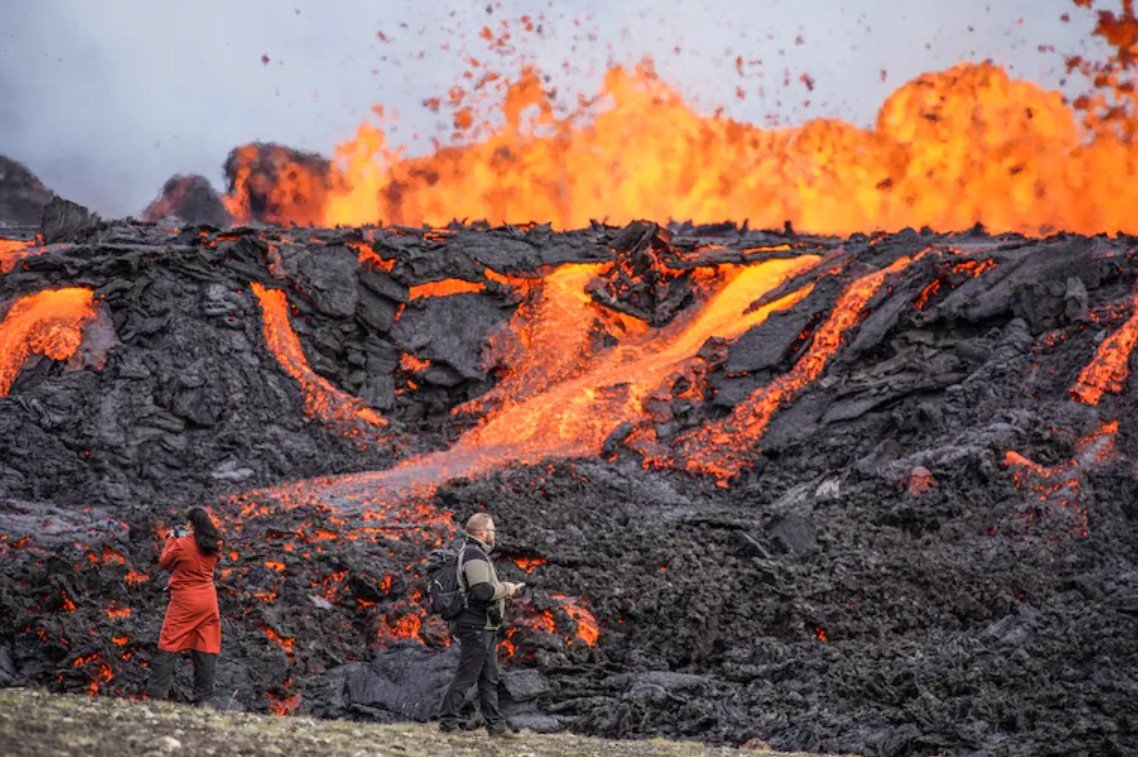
top-left (0, 288), bottom-right (98, 396)
top-left (248, 282), bottom-right (388, 438)
top-left (1070, 288), bottom-right (1138, 405)
top-left (231, 59), bottom-right (1138, 236)
top-left (671, 254), bottom-right (922, 484)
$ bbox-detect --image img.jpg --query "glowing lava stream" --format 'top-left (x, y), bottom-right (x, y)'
top-left (673, 254), bottom-right (922, 483)
top-left (0, 287), bottom-right (97, 396)
top-left (249, 282), bottom-right (388, 434)
top-left (1070, 288), bottom-right (1138, 405)
top-left (273, 256), bottom-right (820, 510)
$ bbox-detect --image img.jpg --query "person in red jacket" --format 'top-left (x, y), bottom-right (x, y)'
top-left (145, 507), bottom-right (222, 706)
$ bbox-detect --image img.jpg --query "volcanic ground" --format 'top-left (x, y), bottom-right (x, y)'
top-left (0, 205), bottom-right (1136, 756)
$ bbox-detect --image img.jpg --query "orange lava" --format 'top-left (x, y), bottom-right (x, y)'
top-left (552, 594), bottom-right (599, 646)
top-left (0, 288), bottom-right (97, 396)
top-left (676, 255), bottom-right (921, 483)
top-left (0, 239), bottom-right (36, 273)
top-left (512, 556), bottom-right (547, 573)
top-left (262, 626), bottom-right (296, 655)
top-left (249, 282), bottom-right (388, 434)
top-left (1070, 289), bottom-right (1138, 404)
top-left (224, 144), bottom-right (328, 226)
top-left (348, 240), bottom-right (396, 272)
top-left (105, 606), bottom-right (131, 620)
top-left (86, 664), bottom-right (114, 696)
top-left (399, 353), bottom-right (431, 373)
top-left (267, 686), bottom-right (301, 716)
top-left (1002, 420), bottom-right (1118, 539)
top-left (261, 257), bottom-right (818, 518)
top-left (228, 60), bottom-right (1138, 235)
top-left (408, 279), bottom-right (486, 299)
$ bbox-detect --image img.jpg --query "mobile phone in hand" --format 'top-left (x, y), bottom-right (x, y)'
top-left (172, 526), bottom-right (187, 538)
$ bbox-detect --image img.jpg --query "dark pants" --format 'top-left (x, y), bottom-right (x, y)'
top-left (146, 649), bottom-right (217, 705)
top-left (438, 627), bottom-right (506, 733)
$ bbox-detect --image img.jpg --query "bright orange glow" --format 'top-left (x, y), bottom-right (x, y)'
top-left (399, 353), bottom-right (431, 373)
top-left (223, 144), bottom-right (328, 226)
top-left (552, 594), bottom-right (599, 647)
top-left (408, 279), bottom-right (486, 299)
top-left (348, 240), bottom-right (396, 272)
top-left (674, 255), bottom-right (920, 483)
top-left (105, 606), bottom-right (131, 621)
top-left (264, 560), bottom-right (286, 573)
top-left (512, 556), bottom-right (546, 573)
top-left (0, 288), bottom-right (97, 396)
top-left (230, 61), bottom-right (1138, 235)
top-left (1071, 289), bottom-right (1138, 404)
top-left (249, 282), bottom-right (388, 434)
top-left (258, 256), bottom-right (817, 514)
top-left (101, 547), bottom-right (126, 565)
top-left (86, 664), bottom-right (114, 696)
top-left (383, 612), bottom-right (423, 642)
top-left (1003, 420), bottom-right (1118, 539)
top-left (0, 238), bottom-right (36, 273)
top-left (262, 626), bottom-right (295, 655)
top-left (267, 685), bottom-right (301, 716)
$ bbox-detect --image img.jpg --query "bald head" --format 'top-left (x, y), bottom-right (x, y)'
top-left (466, 513), bottom-right (496, 547)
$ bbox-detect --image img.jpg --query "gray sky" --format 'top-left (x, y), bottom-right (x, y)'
top-left (0, 0), bottom-right (1100, 217)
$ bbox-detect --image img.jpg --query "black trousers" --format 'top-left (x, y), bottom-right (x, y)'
top-left (146, 649), bottom-right (217, 704)
top-left (438, 627), bottom-right (506, 732)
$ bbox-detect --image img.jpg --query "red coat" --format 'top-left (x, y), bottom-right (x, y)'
top-left (157, 535), bottom-right (221, 654)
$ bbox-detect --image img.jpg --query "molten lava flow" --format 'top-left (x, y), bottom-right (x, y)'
top-left (348, 240), bottom-right (396, 272)
top-left (264, 256), bottom-right (816, 516)
top-left (249, 282), bottom-right (388, 435)
top-left (0, 239), bottom-right (36, 273)
top-left (676, 255), bottom-right (920, 483)
top-left (0, 288), bottom-right (97, 396)
top-left (1070, 289), bottom-right (1138, 405)
top-left (914, 258), bottom-right (997, 310)
top-left (408, 279), bottom-right (486, 299)
top-left (234, 60), bottom-right (1138, 235)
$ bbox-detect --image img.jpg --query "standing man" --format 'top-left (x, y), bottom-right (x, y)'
top-left (438, 513), bottom-right (523, 739)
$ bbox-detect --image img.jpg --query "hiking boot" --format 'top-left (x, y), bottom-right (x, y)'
top-left (488, 729), bottom-right (521, 740)
top-left (438, 723), bottom-right (459, 734)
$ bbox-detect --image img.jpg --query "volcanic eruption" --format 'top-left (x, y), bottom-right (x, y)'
top-left (1, 2), bottom-right (1137, 756)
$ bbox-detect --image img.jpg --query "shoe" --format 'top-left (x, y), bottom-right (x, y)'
top-left (488, 730), bottom-right (521, 740)
top-left (438, 723), bottom-right (459, 734)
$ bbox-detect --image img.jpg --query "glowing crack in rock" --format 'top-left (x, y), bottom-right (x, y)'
top-left (1070, 288), bottom-right (1138, 405)
top-left (673, 254), bottom-right (922, 483)
top-left (249, 282), bottom-right (388, 438)
top-left (1001, 421), bottom-right (1118, 539)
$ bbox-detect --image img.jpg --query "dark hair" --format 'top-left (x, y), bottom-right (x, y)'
top-left (187, 507), bottom-right (220, 556)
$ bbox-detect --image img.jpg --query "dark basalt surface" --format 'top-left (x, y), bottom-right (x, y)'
top-left (0, 212), bottom-right (1136, 756)
top-left (0, 155), bottom-right (53, 227)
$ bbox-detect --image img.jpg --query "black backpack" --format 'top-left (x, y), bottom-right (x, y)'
top-left (425, 542), bottom-right (468, 620)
